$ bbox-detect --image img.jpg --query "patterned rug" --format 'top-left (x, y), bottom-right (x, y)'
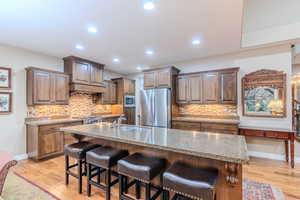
top-left (1, 172), bottom-right (59, 200)
top-left (243, 179), bottom-right (285, 200)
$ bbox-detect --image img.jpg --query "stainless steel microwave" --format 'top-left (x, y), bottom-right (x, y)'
top-left (124, 95), bottom-right (136, 107)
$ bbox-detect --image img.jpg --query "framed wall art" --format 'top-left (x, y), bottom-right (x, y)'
top-left (242, 69), bottom-right (286, 118)
top-left (0, 92), bottom-right (12, 114)
top-left (0, 67), bottom-right (12, 89)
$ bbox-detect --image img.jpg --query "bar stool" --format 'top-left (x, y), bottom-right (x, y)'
top-left (118, 153), bottom-right (166, 200)
top-left (163, 162), bottom-right (218, 200)
top-left (86, 146), bottom-right (129, 200)
top-left (64, 141), bottom-right (100, 194)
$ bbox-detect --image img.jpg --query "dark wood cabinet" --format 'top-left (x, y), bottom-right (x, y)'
top-left (219, 71), bottom-right (237, 104)
top-left (177, 74), bottom-right (203, 104)
top-left (99, 80), bottom-right (117, 104)
top-left (64, 56), bottom-right (105, 93)
top-left (172, 120), bottom-right (238, 134)
top-left (26, 68), bottom-right (69, 105)
top-left (176, 68), bottom-right (238, 105)
top-left (27, 121), bottom-right (83, 160)
top-left (124, 79), bottom-right (135, 95)
top-left (112, 78), bottom-right (136, 104)
top-left (203, 72), bottom-right (219, 104)
top-left (143, 66), bottom-right (180, 89)
top-left (124, 107), bottom-right (135, 125)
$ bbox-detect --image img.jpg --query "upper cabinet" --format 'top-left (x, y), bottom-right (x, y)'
top-left (143, 67), bottom-right (180, 89)
top-left (176, 74), bottom-right (202, 104)
top-left (203, 72), bottom-right (219, 104)
top-left (63, 56), bottom-right (105, 93)
top-left (26, 67), bottom-right (69, 105)
top-left (176, 68), bottom-right (238, 105)
top-left (99, 80), bottom-right (117, 105)
top-left (219, 71), bottom-right (237, 104)
top-left (112, 78), bottom-right (135, 104)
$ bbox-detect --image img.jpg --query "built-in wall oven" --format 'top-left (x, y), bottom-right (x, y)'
top-left (124, 95), bottom-right (136, 107)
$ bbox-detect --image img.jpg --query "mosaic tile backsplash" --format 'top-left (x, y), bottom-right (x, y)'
top-left (178, 104), bottom-right (237, 117)
top-left (28, 93), bottom-right (113, 117)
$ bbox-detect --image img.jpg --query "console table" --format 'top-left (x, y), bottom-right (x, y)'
top-left (239, 127), bottom-right (295, 168)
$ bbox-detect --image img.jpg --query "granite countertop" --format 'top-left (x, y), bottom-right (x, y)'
top-left (172, 116), bottom-right (240, 125)
top-left (25, 114), bottom-right (122, 126)
top-left (61, 123), bottom-right (249, 164)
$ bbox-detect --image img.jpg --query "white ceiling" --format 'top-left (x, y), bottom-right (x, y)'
top-left (0, 0), bottom-right (244, 74)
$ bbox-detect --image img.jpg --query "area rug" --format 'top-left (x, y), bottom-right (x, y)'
top-left (1, 172), bottom-right (59, 200)
top-left (243, 179), bottom-right (285, 200)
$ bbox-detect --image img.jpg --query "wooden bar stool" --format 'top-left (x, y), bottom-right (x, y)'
top-left (163, 162), bottom-right (218, 200)
top-left (117, 153), bottom-right (166, 200)
top-left (86, 146), bottom-right (128, 200)
top-left (64, 141), bottom-right (100, 194)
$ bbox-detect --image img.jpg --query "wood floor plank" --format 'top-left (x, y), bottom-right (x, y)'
top-left (11, 156), bottom-right (300, 200)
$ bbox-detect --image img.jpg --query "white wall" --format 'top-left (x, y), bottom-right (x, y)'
top-left (242, 0), bottom-right (300, 47)
top-left (130, 44), bottom-right (298, 160)
top-left (0, 44), bottom-right (63, 158)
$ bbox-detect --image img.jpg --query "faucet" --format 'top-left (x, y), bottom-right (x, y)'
top-left (111, 115), bottom-right (127, 128)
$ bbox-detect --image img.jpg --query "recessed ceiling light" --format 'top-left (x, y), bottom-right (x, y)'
top-left (145, 50), bottom-right (154, 55)
top-left (144, 1), bottom-right (155, 10)
top-left (113, 58), bottom-right (120, 63)
top-left (192, 39), bottom-right (201, 45)
top-left (136, 66), bottom-right (143, 71)
top-left (87, 26), bottom-right (97, 33)
top-left (75, 44), bottom-right (84, 50)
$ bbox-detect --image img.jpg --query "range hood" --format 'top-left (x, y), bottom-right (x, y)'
top-left (70, 83), bottom-right (106, 94)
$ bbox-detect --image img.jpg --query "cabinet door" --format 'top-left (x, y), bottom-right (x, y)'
top-left (144, 71), bottom-right (156, 89)
top-left (203, 72), bottom-right (219, 103)
top-left (33, 70), bottom-right (52, 104)
top-left (110, 82), bottom-right (117, 104)
top-left (73, 61), bottom-right (90, 84)
top-left (189, 75), bottom-right (203, 103)
top-left (124, 108), bottom-right (135, 125)
top-left (219, 71), bottom-right (237, 104)
top-left (124, 79), bottom-right (135, 95)
top-left (90, 64), bottom-right (103, 86)
top-left (101, 82), bottom-right (110, 104)
top-left (176, 76), bottom-right (188, 104)
top-left (157, 69), bottom-right (171, 88)
top-left (39, 130), bottom-right (63, 157)
top-left (54, 73), bottom-right (69, 104)
top-left (129, 80), bottom-right (135, 95)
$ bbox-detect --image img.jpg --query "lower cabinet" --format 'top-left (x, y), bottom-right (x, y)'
top-left (27, 121), bottom-right (83, 160)
top-left (124, 108), bottom-right (136, 125)
top-left (171, 121), bottom-right (238, 134)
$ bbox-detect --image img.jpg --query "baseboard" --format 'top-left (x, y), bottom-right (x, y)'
top-left (248, 151), bottom-right (300, 163)
top-left (14, 154), bottom-right (28, 161)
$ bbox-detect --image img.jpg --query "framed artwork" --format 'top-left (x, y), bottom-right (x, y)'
top-left (0, 67), bottom-right (12, 89)
top-left (0, 92), bottom-right (12, 114)
top-left (242, 69), bottom-right (286, 118)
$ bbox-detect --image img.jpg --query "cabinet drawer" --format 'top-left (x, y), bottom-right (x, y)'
top-left (172, 121), bottom-right (201, 131)
top-left (240, 129), bottom-right (264, 137)
top-left (265, 131), bottom-right (289, 139)
top-left (201, 128), bottom-right (237, 135)
top-left (201, 123), bottom-right (238, 131)
top-left (39, 123), bottom-right (65, 134)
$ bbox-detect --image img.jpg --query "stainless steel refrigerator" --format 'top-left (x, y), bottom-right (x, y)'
top-left (139, 88), bottom-right (171, 128)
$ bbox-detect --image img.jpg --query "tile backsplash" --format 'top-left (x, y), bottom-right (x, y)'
top-left (28, 93), bottom-right (114, 117)
top-left (178, 104), bottom-right (237, 117)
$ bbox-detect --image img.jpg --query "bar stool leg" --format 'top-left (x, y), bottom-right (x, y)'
top-left (97, 168), bottom-right (101, 184)
top-left (78, 159), bottom-right (83, 194)
top-left (163, 190), bottom-right (169, 200)
top-left (135, 181), bottom-right (141, 199)
top-left (124, 176), bottom-right (128, 193)
top-left (65, 155), bottom-right (69, 185)
top-left (87, 163), bottom-right (92, 197)
top-left (119, 174), bottom-right (124, 199)
top-left (106, 169), bottom-right (111, 200)
top-left (145, 183), bottom-right (151, 200)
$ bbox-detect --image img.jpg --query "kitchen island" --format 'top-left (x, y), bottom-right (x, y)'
top-left (61, 123), bottom-right (249, 200)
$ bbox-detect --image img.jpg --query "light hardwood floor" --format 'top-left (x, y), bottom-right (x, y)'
top-left (12, 156), bottom-right (300, 200)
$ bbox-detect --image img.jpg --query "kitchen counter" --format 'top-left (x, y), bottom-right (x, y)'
top-left (239, 125), bottom-right (295, 133)
top-left (61, 123), bottom-right (249, 164)
top-left (25, 114), bottom-right (122, 126)
top-left (172, 116), bottom-right (240, 124)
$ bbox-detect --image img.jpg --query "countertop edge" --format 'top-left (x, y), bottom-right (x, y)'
top-left (60, 127), bottom-right (249, 164)
top-left (172, 118), bottom-right (240, 125)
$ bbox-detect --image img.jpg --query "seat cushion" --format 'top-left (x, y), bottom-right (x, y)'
top-left (163, 162), bottom-right (218, 200)
top-left (118, 153), bottom-right (166, 183)
top-left (86, 146), bottom-right (128, 169)
top-left (64, 142), bottom-right (100, 159)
